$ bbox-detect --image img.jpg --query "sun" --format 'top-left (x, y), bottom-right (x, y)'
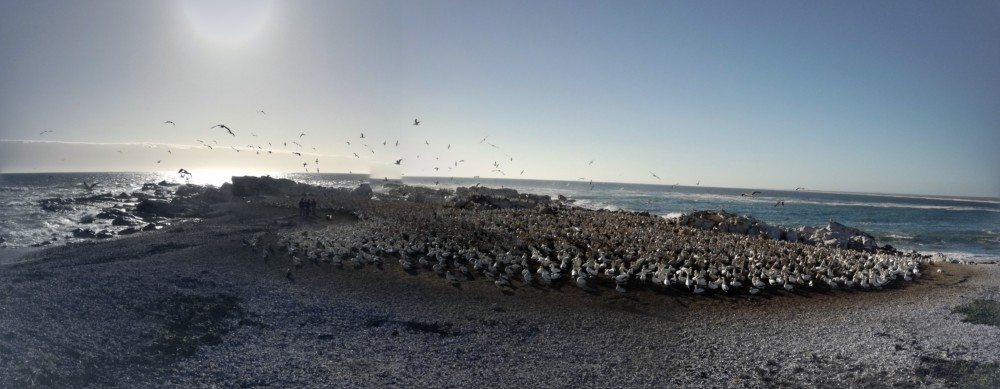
top-left (182, 0), bottom-right (273, 46)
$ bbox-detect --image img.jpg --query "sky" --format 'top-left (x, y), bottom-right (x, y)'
top-left (0, 0), bottom-right (997, 197)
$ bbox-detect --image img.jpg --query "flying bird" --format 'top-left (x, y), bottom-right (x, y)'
top-left (212, 124), bottom-right (235, 136)
top-left (360, 132), bottom-right (365, 138)
top-left (774, 200), bottom-right (786, 207)
top-left (480, 136), bottom-right (488, 143)
top-left (588, 159), bottom-right (595, 165)
top-left (292, 152), bottom-right (302, 156)
top-left (741, 191), bottom-right (762, 197)
top-left (394, 159), bottom-right (402, 165)
top-left (353, 153), bottom-right (359, 158)
top-left (413, 118), bottom-right (420, 126)
top-left (299, 133), bottom-right (306, 138)
top-left (258, 110), bottom-right (266, 115)
top-left (81, 182), bottom-right (99, 190)
top-left (292, 141), bottom-right (302, 147)
top-left (649, 171), bottom-right (660, 180)
top-left (163, 121), bottom-right (175, 126)
top-left (39, 130), bottom-right (53, 135)
top-left (178, 169), bottom-right (192, 178)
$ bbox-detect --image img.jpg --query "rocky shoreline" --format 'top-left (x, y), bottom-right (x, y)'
top-left (1, 176), bottom-right (998, 387)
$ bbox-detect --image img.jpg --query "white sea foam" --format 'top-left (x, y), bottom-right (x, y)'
top-left (930, 251), bottom-right (1000, 263)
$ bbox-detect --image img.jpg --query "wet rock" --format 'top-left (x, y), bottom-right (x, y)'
top-left (96, 230), bottom-right (115, 239)
top-left (112, 215), bottom-right (144, 226)
top-left (80, 214), bottom-right (96, 224)
top-left (96, 208), bottom-right (132, 220)
top-left (141, 183), bottom-right (159, 191)
top-left (72, 228), bottom-right (97, 238)
top-left (142, 223), bottom-right (164, 232)
top-left (39, 198), bottom-right (75, 212)
top-left (116, 192), bottom-right (131, 199)
top-left (136, 200), bottom-right (191, 217)
top-left (119, 227), bottom-right (141, 235)
top-left (158, 180), bottom-right (179, 187)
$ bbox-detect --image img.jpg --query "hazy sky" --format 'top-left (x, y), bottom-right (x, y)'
top-left (0, 0), bottom-right (997, 197)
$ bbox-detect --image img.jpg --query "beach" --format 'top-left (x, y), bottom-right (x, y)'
top-left (2, 180), bottom-right (999, 387)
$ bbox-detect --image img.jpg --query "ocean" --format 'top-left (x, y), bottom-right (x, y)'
top-left (1, 172), bottom-right (997, 262)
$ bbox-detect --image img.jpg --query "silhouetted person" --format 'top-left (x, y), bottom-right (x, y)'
top-left (309, 199), bottom-right (317, 216)
top-left (298, 197), bottom-right (307, 217)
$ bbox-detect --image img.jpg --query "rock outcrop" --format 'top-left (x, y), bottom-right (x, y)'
top-left (449, 186), bottom-right (552, 210)
top-left (677, 210), bottom-right (891, 252)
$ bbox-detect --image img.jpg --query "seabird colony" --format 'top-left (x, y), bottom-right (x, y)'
top-left (256, 194), bottom-right (925, 295)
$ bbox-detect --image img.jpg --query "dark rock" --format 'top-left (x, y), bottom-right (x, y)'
top-left (141, 183), bottom-right (159, 191)
top-left (96, 230), bottom-right (115, 239)
top-left (119, 227), bottom-right (140, 235)
top-left (450, 186), bottom-right (551, 209)
top-left (230, 176), bottom-right (300, 196)
top-left (116, 192), bottom-right (131, 199)
top-left (72, 228), bottom-right (97, 238)
top-left (96, 208), bottom-right (131, 219)
top-left (112, 215), bottom-right (144, 226)
top-left (80, 214), bottom-right (96, 224)
top-left (175, 184), bottom-right (232, 203)
top-left (136, 200), bottom-right (191, 217)
top-left (39, 198), bottom-right (75, 212)
top-left (353, 183), bottom-right (374, 198)
top-left (142, 223), bottom-right (164, 232)
top-left (158, 180), bottom-right (180, 187)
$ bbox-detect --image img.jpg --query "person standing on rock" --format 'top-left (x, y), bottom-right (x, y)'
top-left (309, 199), bottom-right (318, 217)
top-left (298, 197), bottom-right (307, 217)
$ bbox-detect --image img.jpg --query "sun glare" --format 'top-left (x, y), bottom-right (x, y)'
top-left (182, 0), bottom-right (273, 45)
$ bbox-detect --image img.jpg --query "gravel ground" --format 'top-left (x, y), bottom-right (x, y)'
top-left (1, 201), bottom-right (998, 388)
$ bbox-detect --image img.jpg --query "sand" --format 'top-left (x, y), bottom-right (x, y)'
top-left (1, 200), bottom-right (999, 388)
